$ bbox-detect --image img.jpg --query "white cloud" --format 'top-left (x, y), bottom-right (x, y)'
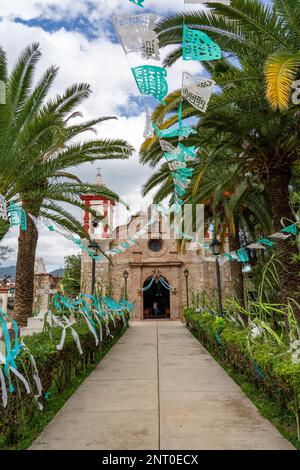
top-left (0, 0), bottom-right (184, 21)
top-left (0, 0), bottom-right (203, 270)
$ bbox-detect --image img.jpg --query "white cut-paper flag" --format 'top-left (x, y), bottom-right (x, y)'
top-left (182, 72), bottom-right (215, 112)
top-left (143, 108), bottom-right (154, 138)
top-left (247, 243), bottom-right (267, 250)
top-left (113, 14), bottom-right (160, 61)
top-left (0, 195), bottom-right (7, 220)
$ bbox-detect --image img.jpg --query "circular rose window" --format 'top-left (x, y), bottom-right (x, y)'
top-left (148, 239), bottom-right (162, 252)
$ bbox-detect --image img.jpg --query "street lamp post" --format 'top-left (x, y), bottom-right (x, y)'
top-left (210, 238), bottom-right (223, 316)
top-left (123, 270), bottom-right (129, 300)
top-left (88, 240), bottom-right (100, 294)
top-left (183, 268), bottom-right (189, 308)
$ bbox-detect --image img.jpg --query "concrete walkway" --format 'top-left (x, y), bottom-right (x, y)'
top-left (31, 321), bottom-right (294, 450)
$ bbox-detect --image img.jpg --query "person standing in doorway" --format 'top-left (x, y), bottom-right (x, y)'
top-left (153, 301), bottom-right (159, 317)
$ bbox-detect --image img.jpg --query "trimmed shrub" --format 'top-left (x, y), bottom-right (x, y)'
top-left (184, 308), bottom-right (300, 440)
top-left (0, 314), bottom-right (128, 446)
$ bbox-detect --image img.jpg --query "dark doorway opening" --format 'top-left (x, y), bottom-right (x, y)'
top-left (143, 276), bottom-right (170, 320)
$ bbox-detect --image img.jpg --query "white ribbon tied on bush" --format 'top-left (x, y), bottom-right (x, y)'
top-left (48, 313), bottom-right (83, 356)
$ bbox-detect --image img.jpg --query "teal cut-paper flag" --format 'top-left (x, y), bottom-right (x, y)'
top-left (153, 123), bottom-right (196, 139)
top-left (132, 65), bottom-right (168, 104)
top-left (178, 143), bottom-right (197, 161)
top-left (183, 25), bottom-right (222, 61)
top-left (237, 248), bottom-right (249, 263)
top-left (257, 238), bottom-right (274, 247)
top-left (20, 209), bottom-right (27, 231)
top-left (281, 223), bottom-right (299, 235)
top-left (224, 253), bottom-right (237, 262)
top-left (129, 0), bottom-right (144, 7)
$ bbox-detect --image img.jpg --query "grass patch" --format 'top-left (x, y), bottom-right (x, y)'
top-left (0, 326), bottom-right (127, 450)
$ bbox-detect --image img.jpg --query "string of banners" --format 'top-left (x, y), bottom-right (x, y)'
top-left (1, 1), bottom-right (227, 254)
top-left (0, 307), bottom-right (43, 409)
top-left (36, 208), bottom-right (299, 267)
top-left (112, 0), bottom-right (225, 210)
top-left (222, 223), bottom-right (299, 264)
top-left (0, 294), bottom-right (133, 408)
top-left (46, 0), bottom-right (299, 264)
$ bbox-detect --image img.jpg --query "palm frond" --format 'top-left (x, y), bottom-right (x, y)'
top-left (265, 50), bottom-right (300, 111)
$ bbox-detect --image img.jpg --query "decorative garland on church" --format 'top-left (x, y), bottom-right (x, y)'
top-left (138, 270), bottom-right (177, 294)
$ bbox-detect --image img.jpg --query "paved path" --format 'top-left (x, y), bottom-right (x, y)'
top-left (31, 321), bottom-right (294, 450)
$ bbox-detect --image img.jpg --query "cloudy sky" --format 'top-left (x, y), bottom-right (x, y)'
top-left (0, 0), bottom-right (203, 271)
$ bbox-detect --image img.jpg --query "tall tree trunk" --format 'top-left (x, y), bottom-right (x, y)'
top-left (265, 169), bottom-right (300, 320)
top-left (13, 215), bottom-right (38, 326)
top-left (228, 225), bottom-right (245, 308)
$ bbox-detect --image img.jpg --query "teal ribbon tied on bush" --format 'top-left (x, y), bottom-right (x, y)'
top-left (54, 293), bottom-right (98, 340)
top-left (253, 360), bottom-right (266, 382)
top-left (215, 331), bottom-right (222, 345)
top-left (120, 299), bottom-right (134, 312)
top-left (0, 308), bottom-right (24, 393)
top-left (131, 65), bottom-right (168, 104)
top-left (82, 293), bottom-right (104, 319)
top-left (183, 25), bottom-right (222, 62)
top-left (103, 297), bottom-right (127, 317)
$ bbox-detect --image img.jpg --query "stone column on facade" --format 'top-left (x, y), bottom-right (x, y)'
top-left (133, 266), bottom-right (142, 320)
top-left (177, 266), bottom-right (183, 320)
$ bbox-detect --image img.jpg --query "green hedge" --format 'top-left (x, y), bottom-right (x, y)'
top-left (0, 314), bottom-right (128, 447)
top-left (184, 309), bottom-right (300, 441)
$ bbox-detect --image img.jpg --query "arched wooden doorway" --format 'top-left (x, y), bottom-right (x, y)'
top-left (143, 275), bottom-right (170, 320)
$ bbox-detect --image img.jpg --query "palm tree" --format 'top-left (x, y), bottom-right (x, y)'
top-left (153, 3), bottom-right (300, 309)
top-left (155, 0), bottom-right (300, 111)
top-left (140, 126), bottom-right (272, 306)
top-left (0, 44), bottom-right (134, 325)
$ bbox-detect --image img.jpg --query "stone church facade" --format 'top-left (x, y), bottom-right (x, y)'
top-left (81, 173), bottom-right (232, 321)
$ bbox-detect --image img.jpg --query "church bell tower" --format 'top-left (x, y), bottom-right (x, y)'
top-left (80, 169), bottom-right (115, 240)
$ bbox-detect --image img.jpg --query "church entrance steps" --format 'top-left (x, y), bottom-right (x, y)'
top-left (30, 321), bottom-right (294, 450)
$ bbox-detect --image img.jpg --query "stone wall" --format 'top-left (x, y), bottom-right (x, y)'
top-left (33, 274), bottom-right (61, 315)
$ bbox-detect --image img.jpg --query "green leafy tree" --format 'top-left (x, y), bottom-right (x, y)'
top-left (61, 254), bottom-right (81, 296)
